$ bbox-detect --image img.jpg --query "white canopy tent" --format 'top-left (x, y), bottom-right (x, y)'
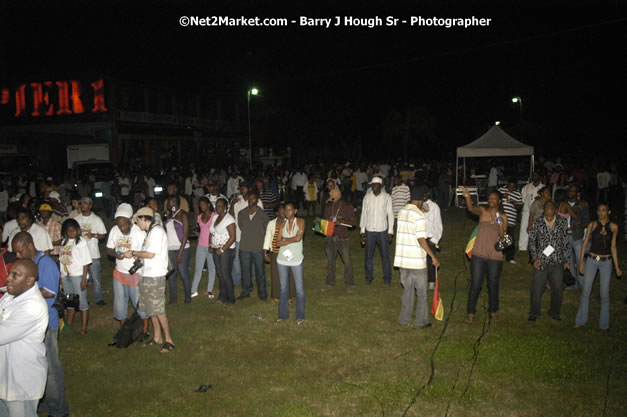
top-left (455, 125), bottom-right (534, 203)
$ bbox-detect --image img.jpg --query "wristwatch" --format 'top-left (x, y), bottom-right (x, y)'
top-left (132, 250), bottom-right (136, 256)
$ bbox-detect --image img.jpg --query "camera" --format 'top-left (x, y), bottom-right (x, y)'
top-left (128, 259), bottom-right (143, 275)
top-left (62, 293), bottom-right (80, 310)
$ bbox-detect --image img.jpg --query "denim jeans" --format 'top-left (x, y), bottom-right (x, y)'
top-left (467, 255), bottom-right (503, 315)
top-left (504, 225), bottom-right (517, 262)
top-left (192, 245), bottom-right (216, 294)
top-left (62, 275), bottom-right (89, 311)
top-left (0, 400), bottom-right (38, 417)
top-left (168, 248), bottom-right (191, 302)
top-left (239, 250), bottom-right (267, 299)
top-left (270, 252), bottom-right (295, 300)
top-left (569, 236), bottom-right (584, 289)
top-left (278, 262), bottom-right (305, 320)
top-left (213, 248), bottom-right (236, 303)
top-left (112, 277), bottom-right (146, 320)
top-left (529, 263), bottom-right (563, 317)
top-left (38, 328), bottom-right (69, 417)
top-left (325, 236), bottom-right (354, 286)
top-left (88, 258), bottom-right (103, 303)
top-left (398, 268), bottom-right (429, 327)
top-left (575, 257), bottom-right (613, 329)
top-left (364, 230), bottom-right (392, 283)
top-left (231, 241), bottom-right (242, 287)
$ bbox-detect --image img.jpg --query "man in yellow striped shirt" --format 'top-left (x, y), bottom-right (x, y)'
top-left (394, 186), bottom-right (441, 329)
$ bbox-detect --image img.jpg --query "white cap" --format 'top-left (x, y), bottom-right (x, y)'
top-left (48, 191), bottom-right (61, 201)
top-left (369, 176), bottom-right (383, 185)
top-left (114, 203), bottom-right (133, 219)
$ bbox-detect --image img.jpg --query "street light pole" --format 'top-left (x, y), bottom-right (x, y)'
top-left (247, 88), bottom-right (259, 170)
top-left (512, 96), bottom-right (523, 140)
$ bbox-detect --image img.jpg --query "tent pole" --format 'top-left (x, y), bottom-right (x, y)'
top-left (463, 158), bottom-right (466, 184)
top-left (455, 155), bottom-right (459, 207)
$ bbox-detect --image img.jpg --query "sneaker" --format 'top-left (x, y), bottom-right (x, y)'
top-left (413, 323), bottom-right (432, 329)
top-left (508, 260), bottom-right (517, 264)
top-left (428, 282), bottom-right (435, 290)
top-left (207, 292), bottom-right (215, 299)
top-left (551, 315), bottom-right (561, 321)
top-left (191, 292), bottom-right (199, 298)
top-left (96, 300), bottom-right (106, 306)
top-left (528, 315), bottom-right (536, 322)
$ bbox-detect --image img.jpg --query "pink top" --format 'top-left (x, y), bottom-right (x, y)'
top-left (197, 212), bottom-right (216, 247)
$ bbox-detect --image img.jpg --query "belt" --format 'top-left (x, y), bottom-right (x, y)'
top-left (586, 254), bottom-right (612, 262)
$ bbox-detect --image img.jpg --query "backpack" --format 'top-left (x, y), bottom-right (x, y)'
top-left (110, 309), bottom-right (144, 348)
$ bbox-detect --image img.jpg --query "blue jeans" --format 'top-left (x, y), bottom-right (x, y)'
top-left (467, 255), bottom-right (503, 315)
top-left (364, 230), bottom-right (392, 283)
top-left (168, 248), bottom-right (192, 302)
top-left (568, 236), bottom-right (584, 289)
top-left (575, 257), bottom-right (613, 329)
top-left (62, 275), bottom-right (89, 311)
top-left (232, 242), bottom-right (242, 287)
top-left (239, 250), bottom-right (267, 299)
top-left (192, 245), bottom-right (216, 294)
top-left (112, 277), bottom-right (146, 320)
top-left (278, 262), bottom-right (305, 321)
top-left (398, 268), bottom-right (429, 327)
top-left (38, 328), bottom-right (69, 417)
top-left (213, 248), bottom-right (235, 303)
top-left (88, 258), bottom-right (103, 303)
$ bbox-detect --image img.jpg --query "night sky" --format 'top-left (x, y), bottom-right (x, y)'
top-left (2, 1), bottom-right (626, 160)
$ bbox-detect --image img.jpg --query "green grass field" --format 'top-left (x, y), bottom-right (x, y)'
top-left (56, 208), bottom-right (626, 417)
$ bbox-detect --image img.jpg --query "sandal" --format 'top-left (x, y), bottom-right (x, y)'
top-left (145, 339), bottom-right (163, 347)
top-left (466, 314), bottom-right (474, 323)
top-left (490, 313), bottom-right (499, 323)
top-left (160, 342), bottom-right (176, 353)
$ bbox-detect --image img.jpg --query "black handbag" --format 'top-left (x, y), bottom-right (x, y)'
top-left (494, 234), bottom-right (514, 252)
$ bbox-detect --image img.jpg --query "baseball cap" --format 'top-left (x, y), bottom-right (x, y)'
top-left (39, 203), bottom-right (52, 211)
top-left (369, 176), bottom-right (383, 185)
top-left (114, 203), bottom-right (133, 219)
top-left (48, 191), bottom-right (61, 201)
top-left (136, 207), bottom-right (154, 217)
top-left (410, 185), bottom-right (429, 202)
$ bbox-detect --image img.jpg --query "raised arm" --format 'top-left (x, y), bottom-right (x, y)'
top-left (460, 186), bottom-right (482, 217)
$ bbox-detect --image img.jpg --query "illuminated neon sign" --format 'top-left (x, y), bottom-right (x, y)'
top-left (1, 78), bottom-right (108, 118)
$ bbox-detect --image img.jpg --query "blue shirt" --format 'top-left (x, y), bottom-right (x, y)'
top-left (34, 251), bottom-right (60, 331)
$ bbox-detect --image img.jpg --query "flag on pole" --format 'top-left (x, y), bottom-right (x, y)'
top-left (465, 225), bottom-right (479, 259)
top-left (432, 268), bottom-right (444, 321)
top-left (313, 217), bottom-right (336, 236)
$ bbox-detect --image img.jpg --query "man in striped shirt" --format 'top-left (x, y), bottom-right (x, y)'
top-left (394, 186), bottom-right (441, 329)
top-left (498, 179), bottom-right (523, 264)
top-left (391, 175), bottom-right (411, 222)
top-left (256, 178), bottom-right (278, 220)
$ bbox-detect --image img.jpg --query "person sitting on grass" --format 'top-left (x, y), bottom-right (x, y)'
top-left (59, 218), bottom-right (92, 335)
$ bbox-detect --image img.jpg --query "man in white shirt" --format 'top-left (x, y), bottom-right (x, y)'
top-left (8, 208), bottom-right (53, 255)
top-left (360, 176), bottom-right (395, 285)
top-left (519, 172), bottom-right (544, 251)
top-left (226, 171), bottom-right (244, 199)
top-left (394, 187), bottom-right (441, 329)
top-left (0, 259), bottom-right (49, 416)
top-left (418, 190), bottom-right (443, 290)
top-left (1, 204), bottom-right (19, 246)
top-left (74, 197), bottom-right (107, 305)
top-left (290, 169), bottom-right (308, 210)
top-left (106, 204), bottom-right (148, 331)
top-left (596, 169), bottom-right (611, 203)
top-left (353, 167), bottom-right (369, 207)
top-left (126, 207), bottom-right (175, 353)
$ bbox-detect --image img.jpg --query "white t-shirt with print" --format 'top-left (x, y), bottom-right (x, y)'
top-left (106, 224), bottom-right (146, 274)
top-left (74, 213), bottom-right (107, 259)
top-left (59, 238), bottom-right (92, 277)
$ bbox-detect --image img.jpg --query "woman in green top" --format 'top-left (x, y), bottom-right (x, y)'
top-left (276, 202), bottom-right (306, 324)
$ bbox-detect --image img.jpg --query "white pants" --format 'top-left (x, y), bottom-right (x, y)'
top-left (518, 210), bottom-right (530, 251)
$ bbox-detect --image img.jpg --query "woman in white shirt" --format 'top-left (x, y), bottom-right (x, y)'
top-left (59, 219), bottom-right (92, 335)
top-left (210, 198), bottom-right (237, 305)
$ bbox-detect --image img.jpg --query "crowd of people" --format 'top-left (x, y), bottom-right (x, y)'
top-left (0, 155), bottom-right (624, 416)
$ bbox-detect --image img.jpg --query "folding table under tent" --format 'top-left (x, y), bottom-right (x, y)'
top-left (455, 125), bottom-right (534, 207)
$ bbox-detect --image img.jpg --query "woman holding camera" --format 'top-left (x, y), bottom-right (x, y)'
top-left (59, 218), bottom-right (92, 335)
top-left (460, 187), bottom-right (508, 323)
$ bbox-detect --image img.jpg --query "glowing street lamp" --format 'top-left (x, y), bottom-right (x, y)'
top-left (247, 87), bottom-right (260, 169)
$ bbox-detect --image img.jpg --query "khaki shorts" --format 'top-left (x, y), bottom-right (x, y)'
top-left (138, 276), bottom-right (166, 316)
